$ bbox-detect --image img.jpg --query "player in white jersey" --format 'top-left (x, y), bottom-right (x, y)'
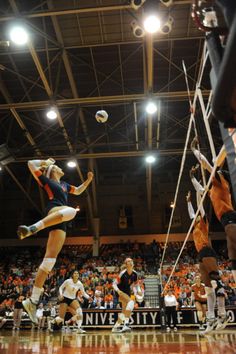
top-left (49, 270), bottom-right (91, 333)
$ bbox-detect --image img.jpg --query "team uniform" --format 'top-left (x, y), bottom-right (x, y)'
top-left (35, 171), bottom-right (77, 231)
top-left (115, 269), bottom-right (138, 297)
top-left (59, 278), bottom-right (90, 305)
top-left (192, 283), bottom-right (207, 304)
top-left (189, 166), bottom-right (229, 332)
top-left (112, 268), bottom-right (138, 333)
top-left (209, 171), bottom-right (236, 287)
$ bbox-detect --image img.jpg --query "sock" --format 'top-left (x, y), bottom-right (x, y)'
top-left (30, 286), bottom-right (42, 304)
top-left (31, 220), bottom-right (44, 232)
top-left (217, 296), bottom-right (226, 318)
top-left (124, 317), bottom-right (129, 325)
top-left (206, 288), bottom-right (216, 320)
top-left (76, 319), bottom-right (82, 328)
top-left (232, 270), bottom-right (236, 283)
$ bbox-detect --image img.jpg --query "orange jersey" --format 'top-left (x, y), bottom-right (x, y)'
top-left (209, 174), bottom-right (234, 221)
top-left (104, 294), bottom-right (113, 302)
top-left (193, 217), bottom-right (210, 253)
top-left (192, 283), bottom-right (206, 302)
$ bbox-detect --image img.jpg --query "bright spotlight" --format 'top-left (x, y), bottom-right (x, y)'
top-left (67, 161), bottom-right (76, 168)
top-left (46, 109), bottom-right (57, 120)
top-left (9, 26), bottom-right (28, 45)
top-left (146, 101), bottom-right (157, 114)
top-left (146, 155), bottom-right (156, 164)
top-left (143, 15), bottom-right (161, 34)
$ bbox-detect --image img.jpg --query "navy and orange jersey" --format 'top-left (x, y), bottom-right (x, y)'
top-left (193, 217), bottom-right (210, 253)
top-left (191, 283), bottom-right (207, 303)
top-left (117, 269), bottom-right (138, 296)
top-left (35, 171), bottom-right (76, 213)
top-left (209, 173), bottom-right (234, 221)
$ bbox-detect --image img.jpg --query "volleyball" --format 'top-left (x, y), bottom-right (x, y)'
top-left (95, 110), bottom-right (108, 123)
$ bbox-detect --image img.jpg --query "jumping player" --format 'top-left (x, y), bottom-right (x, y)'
top-left (18, 158), bottom-right (93, 325)
top-left (49, 270), bottom-right (91, 333)
top-left (187, 165), bottom-right (228, 332)
top-left (191, 138), bottom-right (236, 285)
top-left (112, 258), bottom-right (142, 333)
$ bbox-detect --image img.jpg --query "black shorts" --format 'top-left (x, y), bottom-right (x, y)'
top-left (195, 300), bottom-right (207, 305)
top-left (198, 246), bottom-right (217, 262)
top-left (48, 222), bottom-right (67, 232)
top-left (45, 202), bottom-right (67, 232)
top-left (61, 297), bottom-right (77, 306)
top-left (220, 210), bottom-right (236, 227)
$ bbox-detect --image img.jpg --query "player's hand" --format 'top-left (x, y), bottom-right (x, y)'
top-left (87, 171), bottom-right (94, 181)
top-left (58, 295), bottom-right (64, 302)
top-left (186, 191), bottom-right (191, 202)
top-left (191, 136), bottom-right (199, 150)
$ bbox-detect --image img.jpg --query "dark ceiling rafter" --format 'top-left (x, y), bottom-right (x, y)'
top-left (0, 90), bottom-right (211, 111)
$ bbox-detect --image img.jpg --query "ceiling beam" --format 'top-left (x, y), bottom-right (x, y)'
top-left (0, 1), bottom-right (193, 22)
top-left (0, 4), bottom-right (133, 22)
top-left (0, 36), bottom-right (204, 57)
top-left (14, 149), bottom-right (195, 162)
top-left (0, 90), bottom-right (211, 111)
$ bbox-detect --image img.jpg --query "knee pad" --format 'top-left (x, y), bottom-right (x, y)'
top-left (126, 300), bottom-right (135, 312)
top-left (76, 307), bottom-right (83, 318)
top-left (58, 207), bottom-right (77, 222)
top-left (39, 258), bottom-right (56, 274)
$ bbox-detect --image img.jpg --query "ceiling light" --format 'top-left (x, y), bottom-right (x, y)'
top-left (9, 26), bottom-right (29, 45)
top-left (146, 101), bottom-right (157, 114)
top-left (46, 109), bottom-right (57, 120)
top-left (67, 161), bottom-right (76, 168)
top-left (146, 155), bottom-right (156, 164)
top-left (143, 15), bottom-right (161, 34)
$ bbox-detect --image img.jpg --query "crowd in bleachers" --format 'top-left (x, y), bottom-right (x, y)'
top-left (0, 240), bottom-right (235, 317)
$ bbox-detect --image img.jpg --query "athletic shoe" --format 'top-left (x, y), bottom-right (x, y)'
top-left (119, 325), bottom-right (131, 333)
top-left (215, 315), bottom-right (230, 331)
top-left (17, 225), bottom-right (37, 240)
top-left (199, 324), bottom-right (205, 330)
top-left (202, 318), bottom-right (218, 334)
top-left (173, 327), bottom-right (177, 332)
top-left (22, 299), bottom-right (38, 325)
top-left (166, 327), bottom-right (171, 332)
top-left (112, 326), bottom-right (122, 333)
top-left (75, 327), bottom-right (86, 333)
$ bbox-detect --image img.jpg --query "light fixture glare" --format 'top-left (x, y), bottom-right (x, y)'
top-left (9, 26), bottom-right (28, 45)
top-left (46, 109), bottom-right (57, 120)
top-left (143, 15), bottom-right (161, 34)
top-left (146, 155), bottom-right (156, 163)
top-left (146, 101), bottom-right (157, 114)
top-left (67, 161), bottom-right (76, 168)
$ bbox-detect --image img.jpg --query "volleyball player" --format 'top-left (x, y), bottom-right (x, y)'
top-left (187, 164), bottom-right (229, 331)
top-left (191, 276), bottom-right (207, 330)
top-left (112, 258), bottom-right (142, 333)
top-left (49, 270), bottom-right (92, 333)
top-left (191, 138), bottom-right (236, 284)
top-left (18, 158), bottom-right (93, 325)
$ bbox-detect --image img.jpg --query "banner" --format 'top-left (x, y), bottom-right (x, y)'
top-left (81, 307), bottom-right (236, 328)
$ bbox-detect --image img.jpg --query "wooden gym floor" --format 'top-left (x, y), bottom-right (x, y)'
top-left (0, 328), bottom-right (236, 354)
